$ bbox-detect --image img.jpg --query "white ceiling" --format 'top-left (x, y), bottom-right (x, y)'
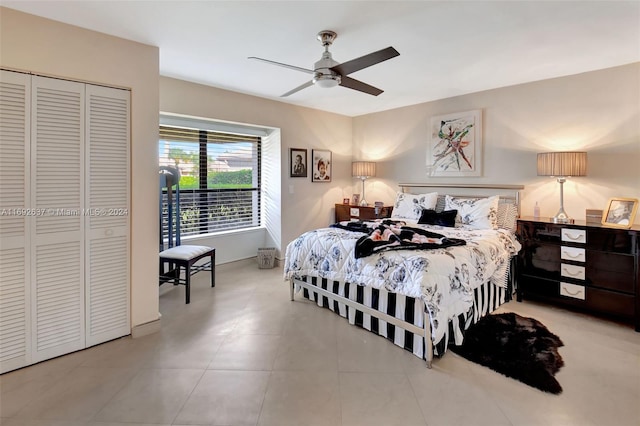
top-left (4, 1), bottom-right (639, 117)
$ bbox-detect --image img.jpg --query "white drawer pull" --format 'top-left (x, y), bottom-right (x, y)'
top-left (560, 246), bottom-right (586, 262)
top-left (561, 264), bottom-right (585, 280)
top-left (560, 282), bottom-right (586, 300)
top-left (562, 268), bottom-right (581, 277)
top-left (561, 229), bottom-right (586, 244)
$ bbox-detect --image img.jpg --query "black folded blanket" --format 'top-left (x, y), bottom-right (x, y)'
top-left (332, 220), bottom-right (466, 258)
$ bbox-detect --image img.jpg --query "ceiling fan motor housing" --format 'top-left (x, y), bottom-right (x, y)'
top-left (313, 51), bottom-right (340, 88)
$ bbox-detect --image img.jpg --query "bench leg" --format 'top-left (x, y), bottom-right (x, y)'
top-left (211, 251), bottom-right (215, 288)
top-left (185, 264), bottom-right (191, 304)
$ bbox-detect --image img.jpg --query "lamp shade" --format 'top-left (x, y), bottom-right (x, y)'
top-left (537, 152), bottom-right (587, 177)
top-left (352, 161), bottom-right (376, 178)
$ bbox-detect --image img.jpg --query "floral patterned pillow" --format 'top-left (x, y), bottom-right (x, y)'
top-left (391, 192), bottom-right (438, 222)
top-left (445, 195), bottom-right (499, 230)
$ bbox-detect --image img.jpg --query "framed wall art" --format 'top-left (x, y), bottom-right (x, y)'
top-left (311, 149), bottom-right (331, 182)
top-left (427, 109), bottom-right (482, 177)
top-left (289, 148), bottom-right (308, 178)
top-left (602, 197), bottom-right (638, 229)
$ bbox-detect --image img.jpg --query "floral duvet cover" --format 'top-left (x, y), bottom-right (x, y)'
top-left (284, 222), bottom-right (521, 343)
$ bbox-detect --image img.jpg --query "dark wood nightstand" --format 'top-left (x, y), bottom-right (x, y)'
top-left (334, 204), bottom-right (392, 223)
top-left (516, 217), bottom-right (639, 331)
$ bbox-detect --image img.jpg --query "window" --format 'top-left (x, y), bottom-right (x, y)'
top-left (159, 124), bottom-right (261, 237)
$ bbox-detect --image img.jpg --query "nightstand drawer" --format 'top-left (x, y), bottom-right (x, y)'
top-left (561, 263), bottom-right (585, 280)
top-left (334, 204), bottom-right (391, 223)
top-left (560, 282), bottom-right (585, 300)
top-left (561, 228), bottom-right (586, 244)
top-left (560, 246), bottom-right (585, 262)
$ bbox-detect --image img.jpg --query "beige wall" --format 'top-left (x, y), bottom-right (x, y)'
top-left (159, 77), bottom-right (353, 249)
top-left (0, 7), bottom-right (161, 327)
top-left (353, 63), bottom-right (640, 224)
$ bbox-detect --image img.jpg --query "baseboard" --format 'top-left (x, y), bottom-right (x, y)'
top-left (131, 315), bottom-right (162, 338)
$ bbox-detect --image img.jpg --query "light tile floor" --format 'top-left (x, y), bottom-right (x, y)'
top-left (1, 258), bottom-right (639, 426)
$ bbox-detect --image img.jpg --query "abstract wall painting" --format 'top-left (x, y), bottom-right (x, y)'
top-left (427, 110), bottom-right (482, 177)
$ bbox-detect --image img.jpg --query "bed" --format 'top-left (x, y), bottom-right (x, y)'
top-left (284, 183), bottom-right (523, 368)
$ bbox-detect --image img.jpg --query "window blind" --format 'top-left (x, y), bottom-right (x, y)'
top-left (159, 125), bottom-right (261, 237)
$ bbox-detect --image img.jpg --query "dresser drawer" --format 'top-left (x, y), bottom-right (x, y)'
top-left (586, 251), bottom-right (635, 293)
top-left (561, 228), bottom-right (586, 244)
top-left (560, 246), bottom-right (585, 262)
top-left (518, 275), bottom-right (635, 320)
top-left (560, 282), bottom-right (585, 300)
top-left (560, 263), bottom-right (585, 280)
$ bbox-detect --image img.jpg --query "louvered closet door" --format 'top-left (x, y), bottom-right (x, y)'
top-left (0, 70), bottom-right (31, 373)
top-left (85, 85), bottom-right (130, 346)
top-left (30, 76), bottom-right (85, 363)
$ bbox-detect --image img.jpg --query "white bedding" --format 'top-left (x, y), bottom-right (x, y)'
top-left (284, 222), bottom-right (521, 343)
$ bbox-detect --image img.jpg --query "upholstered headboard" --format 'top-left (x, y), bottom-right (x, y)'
top-left (398, 183), bottom-right (524, 214)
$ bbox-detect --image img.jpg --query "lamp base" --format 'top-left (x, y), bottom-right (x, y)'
top-left (359, 199), bottom-right (368, 207)
top-left (552, 207), bottom-right (574, 224)
top-left (552, 180), bottom-right (574, 224)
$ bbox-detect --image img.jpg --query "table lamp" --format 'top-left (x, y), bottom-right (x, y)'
top-left (352, 161), bottom-right (376, 207)
top-left (537, 151), bottom-right (587, 224)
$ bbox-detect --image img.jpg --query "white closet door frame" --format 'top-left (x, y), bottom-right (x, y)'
top-left (85, 84), bottom-right (131, 346)
top-left (30, 75), bottom-right (86, 363)
top-left (0, 70), bottom-right (32, 373)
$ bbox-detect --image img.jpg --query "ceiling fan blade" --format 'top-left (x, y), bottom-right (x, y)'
top-left (330, 47), bottom-right (399, 76)
top-left (339, 76), bottom-right (383, 96)
top-left (248, 57), bottom-right (314, 74)
top-left (281, 80), bottom-right (315, 97)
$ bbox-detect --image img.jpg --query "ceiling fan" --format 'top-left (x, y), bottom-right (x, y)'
top-left (249, 30), bottom-right (399, 97)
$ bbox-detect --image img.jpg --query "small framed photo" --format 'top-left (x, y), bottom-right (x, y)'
top-left (602, 197), bottom-right (638, 229)
top-left (290, 148), bottom-right (307, 178)
top-left (311, 149), bottom-right (331, 182)
top-left (343, 198), bottom-right (350, 204)
top-left (352, 194), bottom-right (360, 205)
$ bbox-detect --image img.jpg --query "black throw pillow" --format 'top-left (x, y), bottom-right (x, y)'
top-left (418, 209), bottom-right (457, 227)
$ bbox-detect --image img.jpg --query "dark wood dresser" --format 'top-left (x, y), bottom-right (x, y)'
top-left (334, 204), bottom-right (392, 223)
top-left (516, 217), bottom-right (639, 331)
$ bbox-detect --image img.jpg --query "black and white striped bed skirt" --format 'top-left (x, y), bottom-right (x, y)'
top-left (297, 276), bottom-right (512, 359)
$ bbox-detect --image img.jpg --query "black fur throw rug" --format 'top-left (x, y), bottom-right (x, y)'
top-left (451, 312), bottom-right (565, 394)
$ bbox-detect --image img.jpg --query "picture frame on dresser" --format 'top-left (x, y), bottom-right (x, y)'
top-left (602, 197), bottom-right (638, 229)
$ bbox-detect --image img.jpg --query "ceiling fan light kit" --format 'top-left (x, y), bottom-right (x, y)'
top-left (313, 74), bottom-right (341, 88)
top-left (249, 30), bottom-right (399, 97)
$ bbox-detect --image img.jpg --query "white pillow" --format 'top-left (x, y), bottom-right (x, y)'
top-left (445, 195), bottom-right (499, 230)
top-left (392, 192), bottom-right (438, 222)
